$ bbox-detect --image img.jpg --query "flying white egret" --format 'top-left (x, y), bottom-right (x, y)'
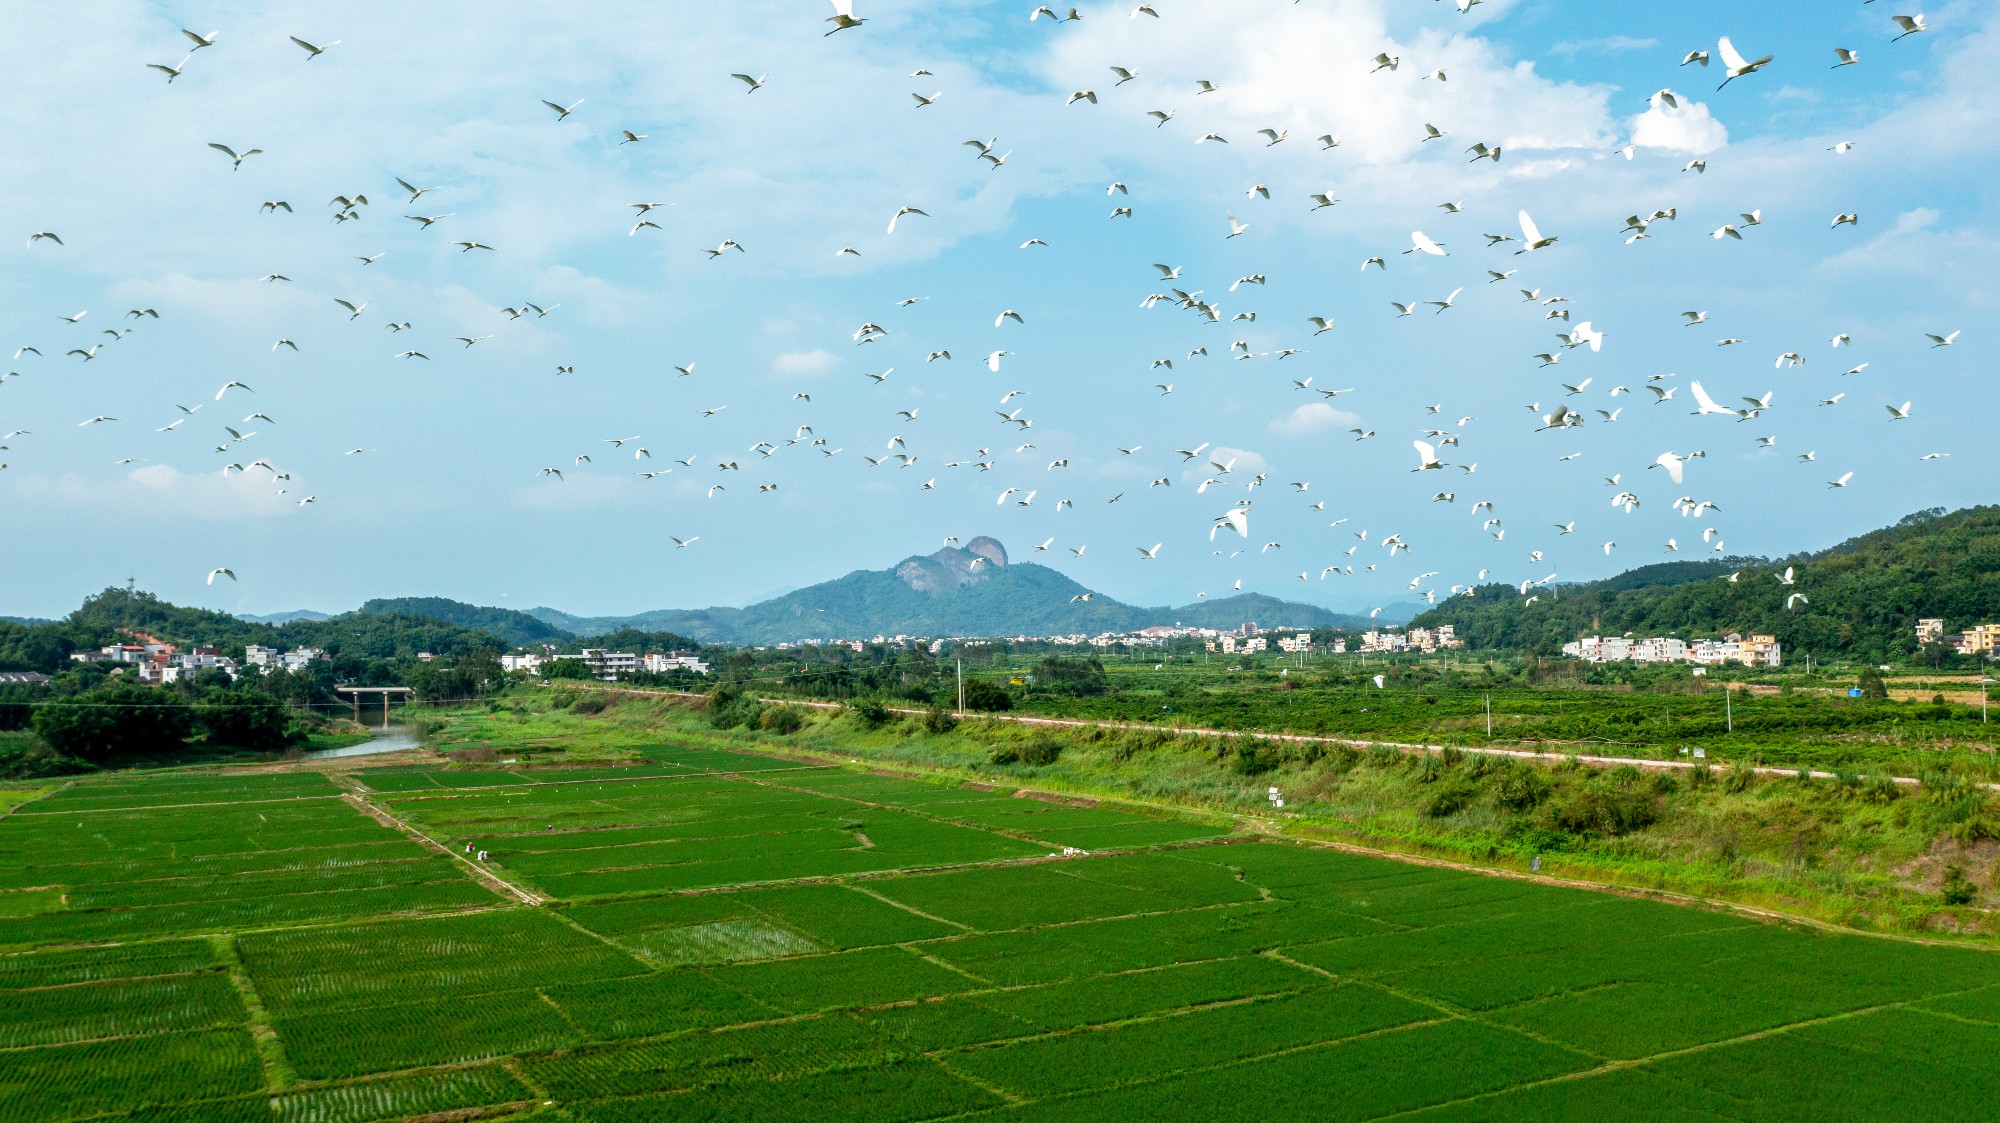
top-left (289, 36), bottom-right (339, 58)
top-left (1715, 36), bottom-right (1773, 90)
top-left (1516, 210), bottom-right (1557, 252)
top-left (825, 0), bottom-right (866, 34)
top-left (1688, 382), bottom-right (1736, 417)
top-left (207, 143), bottom-right (263, 170)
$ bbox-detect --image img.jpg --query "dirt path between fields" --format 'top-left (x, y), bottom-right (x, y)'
top-left (340, 792), bottom-right (547, 906)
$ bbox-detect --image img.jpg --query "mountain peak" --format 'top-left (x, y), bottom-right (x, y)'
top-left (963, 536), bottom-right (1008, 568)
top-left (898, 536), bottom-right (1010, 595)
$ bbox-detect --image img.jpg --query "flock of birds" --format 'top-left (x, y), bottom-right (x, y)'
top-left (4, 3), bottom-right (1965, 617)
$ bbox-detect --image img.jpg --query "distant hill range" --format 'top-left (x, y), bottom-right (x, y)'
top-left (1408, 505), bottom-right (2000, 662)
top-left (235, 610), bottom-right (334, 625)
top-left (520, 535), bottom-right (1383, 646)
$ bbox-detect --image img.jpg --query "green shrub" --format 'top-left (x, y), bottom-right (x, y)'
top-left (921, 701), bottom-right (958, 735)
top-left (1231, 741), bottom-right (1280, 776)
top-left (758, 705), bottom-right (807, 735)
top-left (1539, 781), bottom-right (1658, 836)
top-left (1723, 762), bottom-right (1758, 794)
top-left (848, 699), bottom-right (891, 728)
top-left (1495, 768), bottom-right (1552, 811)
top-left (1424, 778), bottom-right (1480, 818)
top-left (570, 694), bottom-right (607, 716)
top-left (1859, 774), bottom-right (1901, 804)
top-left (961, 680), bottom-right (1013, 712)
top-left (1943, 865), bottom-right (1978, 906)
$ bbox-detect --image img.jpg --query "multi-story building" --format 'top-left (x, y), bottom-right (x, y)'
top-left (1917, 618), bottom-right (1947, 645)
top-left (1632, 637), bottom-right (1688, 663)
top-left (642, 653), bottom-right (710, 675)
top-left (576, 649), bottom-right (640, 681)
top-left (1359, 630), bottom-right (1409, 654)
top-left (1958, 624), bottom-right (2000, 657)
top-left (1738, 634), bottom-right (1782, 667)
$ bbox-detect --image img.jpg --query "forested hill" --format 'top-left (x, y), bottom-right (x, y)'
top-left (0, 589), bottom-right (515, 674)
top-left (1408, 506), bottom-right (2000, 662)
top-left (359, 597), bottom-right (568, 648)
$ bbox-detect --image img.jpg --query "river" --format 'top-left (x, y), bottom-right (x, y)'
top-left (305, 716), bottom-right (422, 759)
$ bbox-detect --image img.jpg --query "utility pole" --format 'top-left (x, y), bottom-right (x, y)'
top-left (1485, 693), bottom-right (1492, 739)
top-left (956, 658), bottom-right (964, 713)
top-left (1982, 678), bottom-right (1994, 725)
top-left (1725, 685), bottom-right (1733, 735)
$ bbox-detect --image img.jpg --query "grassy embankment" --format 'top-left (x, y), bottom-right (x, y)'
top-left (400, 687), bottom-right (2000, 942)
top-left (984, 662), bottom-right (2000, 778)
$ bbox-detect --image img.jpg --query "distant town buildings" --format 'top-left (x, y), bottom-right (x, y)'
top-left (65, 639), bottom-right (305, 683)
top-left (501, 648), bottom-right (709, 680)
top-left (243, 645), bottom-right (329, 673)
top-left (1355, 626), bottom-right (1461, 655)
top-left (1564, 633), bottom-right (1782, 668)
top-left (1918, 619), bottom-right (2000, 657)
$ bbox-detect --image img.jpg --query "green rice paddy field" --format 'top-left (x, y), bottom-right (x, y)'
top-left (4, 743), bottom-right (2000, 1121)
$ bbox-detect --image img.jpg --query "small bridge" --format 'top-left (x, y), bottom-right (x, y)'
top-left (333, 685), bottom-right (414, 720)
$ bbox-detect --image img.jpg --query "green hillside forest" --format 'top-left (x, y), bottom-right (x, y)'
top-left (1410, 506), bottom-right (2000, 662)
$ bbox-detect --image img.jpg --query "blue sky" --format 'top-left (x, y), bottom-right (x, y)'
top-left (0, 0), bottom-right (1989, 621)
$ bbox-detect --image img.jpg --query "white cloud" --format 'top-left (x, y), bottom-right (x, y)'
top-left (1270, 402), bottom-right (1363, 436)
top-left (1550, 36), bottom-right (1659, 57)
top-left (771, 349), bottom-right (838, 378)
top-left (13, 465), bottom-right (293, 521)
top-left (1628, 100), bottom-right (1728, 154)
